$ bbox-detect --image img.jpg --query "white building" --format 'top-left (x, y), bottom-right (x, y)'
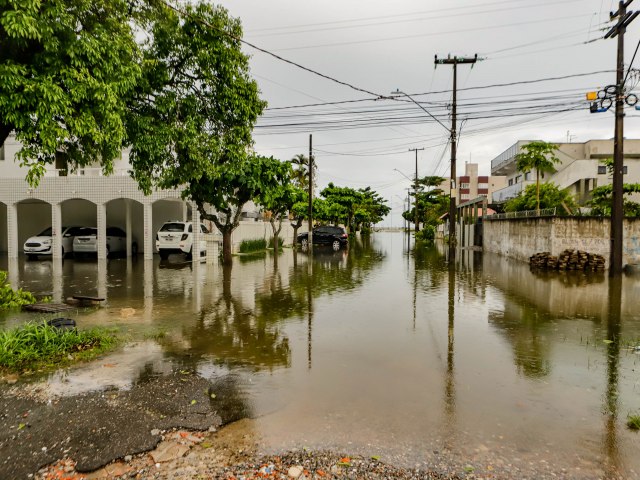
top-left (0, 134), bottom-right (265, 260)
top-left (490, 139), bottom-right (640, 204)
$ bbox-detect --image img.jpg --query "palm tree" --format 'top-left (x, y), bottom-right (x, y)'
top-left (289, 154), bottom-right (317, 191)
top-left (515, 141), bottom-right (560, 212)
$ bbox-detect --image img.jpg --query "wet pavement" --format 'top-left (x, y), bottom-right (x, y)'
top-left (1, 233), bottom-right (640, 478)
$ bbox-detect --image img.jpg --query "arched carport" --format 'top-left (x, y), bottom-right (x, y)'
top-left (105, 198), bottom-right (144, 257)
top-left (16, 198), bottom-right (51, 258)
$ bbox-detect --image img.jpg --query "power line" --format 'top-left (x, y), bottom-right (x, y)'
top-left (158, 0), bottom-right (382, 99)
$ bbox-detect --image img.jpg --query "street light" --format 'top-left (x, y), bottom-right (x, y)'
top-left (389, 89), bottom-right (457, 246)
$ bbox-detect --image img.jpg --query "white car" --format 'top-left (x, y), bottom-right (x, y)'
top-left (24, 226), bottom-right (84, 260)
top-left (73, 226), bottom-right (138, 258)
top-left (156, 221), bottom-right (209, 260)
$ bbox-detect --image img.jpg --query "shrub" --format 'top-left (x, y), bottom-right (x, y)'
top-left (0, 322), bottom-right (117, 373)
top-left (416, 225), bottom-right (436, 242)
top-left (239, 238), bottom-right (267, 253)
top-left (0, 271), bottom-right (38, 309)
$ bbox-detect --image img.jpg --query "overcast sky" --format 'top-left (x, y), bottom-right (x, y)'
top-left (216, 0), bottom-right (640, 226)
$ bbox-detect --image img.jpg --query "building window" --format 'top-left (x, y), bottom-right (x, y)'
top-left (624, 166), bottom-right (628, 174)
top-left (478, 182), bottom-right (488, 189)
top-left (460, 182), bottom-right (470, 188)
top-left (524, 172), bottom-right (531, 181)
top-left (460, 193), bottom-right (470, 200)
top-left (598, 165), bottom-right (606, 174)
top-left (515, 175), bottom-right (522, 183)
top-left (508, 179), bottom-right (513, 186)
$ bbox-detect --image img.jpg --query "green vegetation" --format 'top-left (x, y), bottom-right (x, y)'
top-left (0, 322), bottom-right (117, 373)
top-left (239, 238), bottom-right (268, 253)
top-left (0, 271), bottom-right (37, 309)
top-left (627, 415), bottom-right (640, 430)
top-left (415, 225), bottom-right (436, 242)
top-left (515, 141), bottom-right (561, 212)
top-left (402, 176), bottom-right (448, 234)
top-left (268, 236), bottom-right (284, 249)
top-left (505, 183), bottom-right (577, 215)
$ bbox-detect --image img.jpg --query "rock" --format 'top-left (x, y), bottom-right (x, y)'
top-left (150, 441), bottom-right (189, 463)
top-left (124, 455), bottom-right (132, 462)
top-left (4, 374), bottom-right (18, 384)
top-left (151, 429), bottom-right (161, 436)
top-left (288, 465), bottom-right (304, 478)
top-left (120, 307), bottom-right (136, 318)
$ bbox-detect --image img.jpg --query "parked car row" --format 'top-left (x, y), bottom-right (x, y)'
top-left (24, 221), bottom-right (210, 260)
top-left (24, 226), bottom-right (138, 260)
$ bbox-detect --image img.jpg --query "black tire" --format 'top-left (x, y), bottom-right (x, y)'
top-left (131, 242), bottom-right (138, 257)
top-left (301, 238), bottom-right (309, 250)
top-left (106, 244), bottom-right (111, 259)
top-left (332, 239), bottom-right (341, 251)
top-left (159, 250), bottom-right (169, 260)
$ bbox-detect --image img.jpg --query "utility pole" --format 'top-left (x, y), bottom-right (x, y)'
top-left (409, 147), bottom-right (424, 233)
top-left (605, 0), bottom-right (638, 274)
top-left (308, 134), bottom-right (314, 254)
top-left (435, 54), bottom-right (478, 247)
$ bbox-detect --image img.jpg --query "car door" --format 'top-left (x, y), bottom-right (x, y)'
top-left (314, 227), bottom-right (328, 245)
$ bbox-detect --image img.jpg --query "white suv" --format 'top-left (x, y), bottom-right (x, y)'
top-left (156, 221), bottom-right (209, 260)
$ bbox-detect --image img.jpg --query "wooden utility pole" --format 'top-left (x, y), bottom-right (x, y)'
top-left (435, 54), bottom-right (478, 247)
top-left (409, 147), bottom-right (424, 233)
top-left (605, 0), bottom-right (638, 274)
top-left (308, 134), bottom-right (314, 254)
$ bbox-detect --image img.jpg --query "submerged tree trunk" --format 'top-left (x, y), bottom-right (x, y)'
top-left (270, 216), bottom-right (283, 255)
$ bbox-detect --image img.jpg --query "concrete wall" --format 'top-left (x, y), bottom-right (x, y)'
top-left (230, 220), bottom-right (308, 253)
top-left (483, 217), bottom-right (640, 268)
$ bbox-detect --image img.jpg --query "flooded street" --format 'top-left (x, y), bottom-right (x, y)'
top-left (2, 232), bottom-right (640, 478)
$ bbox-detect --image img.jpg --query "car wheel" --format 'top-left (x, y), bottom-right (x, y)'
top-left (131, 242), bottom-right (138, 257)
top-left (159, 250), bottom-right (169, 260)
top-left (301, 238), bottom-right (309, 250)
top-left (332, 239), bottom-right (341, 251)
top-left (106, 245), bottom-right (111, 258)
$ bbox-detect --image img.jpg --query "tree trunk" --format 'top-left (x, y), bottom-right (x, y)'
top-left (292, 226), bottom-right (299, 248)
top-left (222, 230), bottom-right (233, 265)
top-left (536, 170), bottom-right (540, 212)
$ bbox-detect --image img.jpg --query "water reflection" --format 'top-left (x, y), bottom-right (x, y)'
top-left (3, 234), bottom-right (640, 477)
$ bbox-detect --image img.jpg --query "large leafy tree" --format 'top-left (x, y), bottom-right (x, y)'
top-left (354, 187), bottom-right (390, 233)
top-left (319, 183), bottom-right (363, 233)
top-left (289, 153), bottom-right (316, 191)
top-left (504, 182), bottom-right (577, 215)
top-left (124, 3), bottom-right (266, 264)
top-left (289, 188), bottom-right (308, 245)
top-left (588, 184), bottom-right (640, 217)
top-left (0, 0), bottom-right (141, 183)
top-left (515, 141), bottom-right (561, 212)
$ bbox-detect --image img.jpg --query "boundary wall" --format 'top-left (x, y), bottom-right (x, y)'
top-left (483, 217), bottom-right (640, 269)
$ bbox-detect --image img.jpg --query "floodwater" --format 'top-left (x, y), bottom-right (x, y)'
top-left (2, 232), bottom-right (640, 477)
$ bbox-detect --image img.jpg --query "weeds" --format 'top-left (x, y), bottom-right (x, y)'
top-left (0, 321), bottom-right (118, 373)
top-left (0, 271), bottom-right (38, 309)
top-left (627, 415), bottom-right (640, 430)
top-left (239, 238), bottom-right (267, 253)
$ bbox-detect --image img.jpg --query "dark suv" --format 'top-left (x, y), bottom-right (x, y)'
top-left (297, 226), bottom-right (348, 251)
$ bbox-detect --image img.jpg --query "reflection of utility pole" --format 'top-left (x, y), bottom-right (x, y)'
top-left (409, 148), bottom-right (424, 233)
top-left (435, 54), bottom-right (478, 251)
top-left (444, 258), bottom-right (456, 447)
top-left (606, 1), bottom-right (639, 274)
top-left (604, 275), bottom-right (623, 475)
top-left (308, 134), bottom-right (314, 255)
top-left (307, 261), bottom-right (313, 370)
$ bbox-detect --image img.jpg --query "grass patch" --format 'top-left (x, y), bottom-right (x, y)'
top-left (0, 321), bottom-right (118, 374)
top-left (627, 415), bottom-right (640, 430)
top-left (239, 238), bottom-right (267, 253)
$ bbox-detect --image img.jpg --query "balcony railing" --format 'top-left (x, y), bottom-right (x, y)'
top-left (491, 181), bottom-right (533, 203)
top-left (490, 143), bottom-right (520, 173)
top-left (43, 168), bottom-right (132, 177)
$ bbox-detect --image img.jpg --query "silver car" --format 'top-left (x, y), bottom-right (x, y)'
top-left (73, 226), bottom-right (138, 258)
top-left (24, 226), bottom-right (84, 260)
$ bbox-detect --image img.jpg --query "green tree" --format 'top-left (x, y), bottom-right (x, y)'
top-left (354, 187), bottom-right (390, 233)
top-left (0, 0), bottom-right (141, 184)
top-left (515, 141), bottom-right (561, 212)
top-left (123, 3), bottom-right (266, 264)
top-left (256, 159), bottom-right (297, 255)
top-left (289, 154), bottom-right (316, 191)
top-left (289, 188), bottom-right (309, 245)
top-left (319, 183), bottom-right (363, 233)
top-left (504, 182), bottom-right (577, 215)
top-left (588, 184), bottom-right (640, 217)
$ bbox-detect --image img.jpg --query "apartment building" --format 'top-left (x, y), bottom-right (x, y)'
top-left (490, 139), bottom-right (640, 204)
top-left (438, 162), bottom-right (507, 203)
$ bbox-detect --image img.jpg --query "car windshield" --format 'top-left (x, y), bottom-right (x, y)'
top-left (37, 227), bottom-right (53, 236)
top-left (76, 228), bottom-right (97, 236)
top-left (160, 223), bottom-right (185, 232)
